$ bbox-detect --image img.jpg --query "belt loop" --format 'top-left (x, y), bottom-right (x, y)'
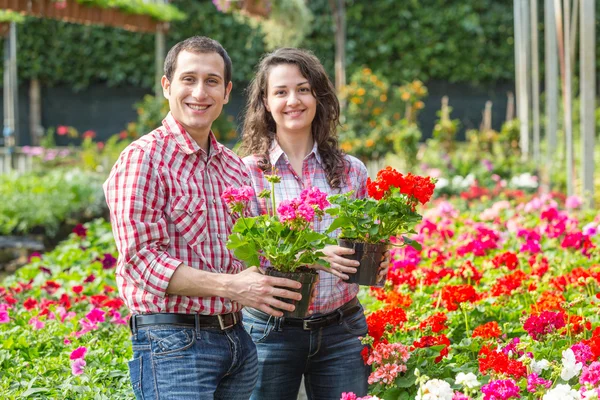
top-left (275, 316), bottom-right (284, 332)
top-left (129, 314), bottom-right (138, 334)
top-left (337, 308), bottom-right (344, 325)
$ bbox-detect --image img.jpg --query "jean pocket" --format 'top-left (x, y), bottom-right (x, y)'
top-left (148, 328), bottom-right (196, 357)
top-left (243, 313), bottom-right (274, 343)
top-left (128, 356), bottom-right (144, 400)
top-left (342, 308), bottom-right (368, 336)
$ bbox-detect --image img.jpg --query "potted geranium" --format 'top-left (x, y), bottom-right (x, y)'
top-left (222, 176), bottom-right (333, 318)
top-left (326, 166), bottom-right (436, 286)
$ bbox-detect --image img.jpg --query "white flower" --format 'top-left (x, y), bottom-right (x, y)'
top-left (531, 358), bottom-right (551, 375)
top-left (415, 379), bottom-right (454, 400)
top-left (561, 348), bottom-right (583, 381)
top-left (582, 389), bottom-right (599, 400)
top-left (455, 372), bottom-right (480, 389)
top-left (542, 384), bottom-right (581, 400)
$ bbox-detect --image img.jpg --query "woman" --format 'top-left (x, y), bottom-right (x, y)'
top-left (239, 48), bottom-right (389, 400)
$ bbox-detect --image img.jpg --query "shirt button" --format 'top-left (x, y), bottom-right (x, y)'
top-left (212, 199), bottom-right (217, 204)
top-left (217, 234), bottom-right (221, 240)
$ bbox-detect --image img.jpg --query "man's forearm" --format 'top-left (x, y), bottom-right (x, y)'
top-left (166, 264), bottom-right (233, 299)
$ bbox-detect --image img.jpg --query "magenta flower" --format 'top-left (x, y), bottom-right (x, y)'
top-left (340, 393), bottom-right (357, 400)
top-left (73, 224), bottom-right (87, 238)
top-left (102, 253), bottom-right (117, 269)
top-left (580, 361), bottom-right (600, 387)
top-left (0, 310), bottom-right (9, 324)
top-left (221, 185), bottom-right (255, 205)
top-left (300, 187), bottom-right (330, 210)
top-left (85, 308), bottom-right (105, 324)
top-left (565, 195), bottom-right (583, 209)
top-left (70, 346), bottom-right (87, 360)
top-left (523, 311), bottom-right (566, 341)
top-left (71, 358), bottom-right (86, 375)
top-left (110, 311), bottom-right (128, 325)
top-left (481, 379), bottom-right (520, 400)
top-left (277, 200), bottom-right (298, 223)
top-left (571, 343), bottom-right (593, 364)
top-left (526, 373), bottom-right (552, 393)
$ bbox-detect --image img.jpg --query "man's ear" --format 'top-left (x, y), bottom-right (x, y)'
top-left (224, 81), bottom-right (233, 103)
top-left (161, 75), bottom-right (171, 99)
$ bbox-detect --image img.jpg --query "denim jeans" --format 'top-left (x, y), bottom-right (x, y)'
top-left (242, 304), bottom-right (370, 400)
top-left (128, 323), bottom-right (258, 400)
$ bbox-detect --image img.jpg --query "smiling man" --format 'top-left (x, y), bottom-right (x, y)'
top-left (103, 36), bottom-right (302, 400)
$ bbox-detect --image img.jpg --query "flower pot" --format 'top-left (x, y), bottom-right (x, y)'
top-left (265, 267), bottom-right (319, 318)
top-left (338, 239), bottom-right (388, 287)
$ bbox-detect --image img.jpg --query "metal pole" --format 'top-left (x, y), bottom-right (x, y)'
top-left (531, 0), bottom-right (541, 164)
top-left (3, 22), bottom-right (17, 169)
top-left (563, 0), bottom-right (574, 197)
top-left (155, 24), bottom-right (166, 98)
top-left (514, 0), bottom-right (530, 159)
top-left (544, 0), bottom-right (559, 179)
top-left (580, 0), bottom-right (595, 207)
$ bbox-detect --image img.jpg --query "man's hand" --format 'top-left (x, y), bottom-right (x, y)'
top-left (225, 267), bottom-right (303, 317)
top-left (313, 245), bottom-right (360, 280)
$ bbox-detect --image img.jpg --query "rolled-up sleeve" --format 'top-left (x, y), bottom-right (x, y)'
top-left (103, 146), bottom-right (181, 298)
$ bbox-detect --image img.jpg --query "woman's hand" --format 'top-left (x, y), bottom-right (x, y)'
top-left (312, 245), bottom-right (360, 280)
top-left (378, 250), bottom-right (391, 282)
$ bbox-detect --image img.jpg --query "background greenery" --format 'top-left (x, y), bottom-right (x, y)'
top-left (2, 0), bottom-right (522, 90)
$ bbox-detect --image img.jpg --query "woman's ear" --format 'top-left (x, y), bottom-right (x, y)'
top-left (263, 97), bottom-right (270, 112)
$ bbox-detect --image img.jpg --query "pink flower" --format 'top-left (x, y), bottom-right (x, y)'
top-left (481, 379), bottom-right (520, 400)
top-left (85, 308), bottom-right (105, 324)
top-left (526, 373), bottom-right (552, 392)
top-left (75, 319), bottom-right (98, 337)
top-left (340, 393), bottom-right (358, 400)
top-left (452, 393), bottom-right (470, 400)
top-left (70, 346), bottom-right (87, 360)
top-left (110, 311), bottom-right (128, 325)
top-left (71, 358), bottom-right (86, 375)
top-left (580, 362), bottom-right (600, 387)
top-left (0, 310), bottom-right (9, 323)
top-left (57, 125), bottom-right (69, 135)
top-left (28, 317), bottom-right (45, 330)
top-left (571, 343), bottom-right (593, 364)
top-left (300, 187), bottom-right (330, 210)
top-left (82, 130), bottom-right (96, 139)
top-left (565, 195), bottom-right (583, 209)
top-left (221, 186), bottom-right (255, 205)
top-left (64, 338), bottom-right (71, 345)
top-left (277, 200), bottom-right (299, 223)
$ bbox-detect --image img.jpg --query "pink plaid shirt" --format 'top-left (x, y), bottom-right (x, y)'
top-left (104, 112), bottom-right (251, 315)
top-left (244, 141), bottom-right (368, 315)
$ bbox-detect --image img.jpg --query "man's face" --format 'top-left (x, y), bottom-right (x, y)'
top-left (161, 50), bottom-right (232, 140)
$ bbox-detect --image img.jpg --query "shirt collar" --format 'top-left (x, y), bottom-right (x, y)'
top-left (162, 112), bottom-right (222, 158)
top-left (269, 139), bottom-right (322, 166)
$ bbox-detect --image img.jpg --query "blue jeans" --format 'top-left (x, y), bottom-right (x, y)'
top-left (242, 304), bottom-right (370, 400)
top-left (128, 323), bottom-right (258, 400)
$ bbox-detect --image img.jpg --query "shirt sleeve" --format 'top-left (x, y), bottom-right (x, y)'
top-left (103, 145), bottom-right (182, 299)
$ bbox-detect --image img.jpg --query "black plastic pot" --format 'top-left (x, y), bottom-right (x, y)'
top-left (265, 267), bottom-right (319, 318)
top-left (338, 239), bottom-right (388, 287)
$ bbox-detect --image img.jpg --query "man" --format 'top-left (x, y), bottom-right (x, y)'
top-left (103, 36), bottom-right (301, 400)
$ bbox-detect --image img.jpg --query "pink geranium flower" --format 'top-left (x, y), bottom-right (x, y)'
top-left (70, 346), bottom-right (87, 360)
top-left (0, 310), bottom-right (9, 324)
top-left (85, 308), bottom-right (105, 324)
top-left (28, 317), bottom-right (45, 330)
top-left (71, 358), bottom-right (86, 375)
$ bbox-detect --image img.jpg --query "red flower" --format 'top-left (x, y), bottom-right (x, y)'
top-left (413, 334), bottom-right (451, 363)
top-left (73, 224), bottom-right (87, 238)
top-left (366, 307), bottom-right (407, 345)
top-left (523, 311), bottom-right (566, 341)
top-left (57, 125), bottom-right (69, 135)
top-left (419, 312), bottom-right (448, 334)
top-left (82, 130), bottom-right (96, 140)
top-left (490, 270), bottom-right (527, 297)
top-left (440, 284), bottom-right (479, 311)
top-left (23, 297), bottom-right (38, 310)
top-left (72, 285), bottom-right (84, 294)
top-left (492, 252), bottom-right (519, 270)
top-left (42, 280), bottom-right (61, 295)
top-left (478, 345), bottom-right (527, 379)
top-left (472, 321), bottom-right (502, 339)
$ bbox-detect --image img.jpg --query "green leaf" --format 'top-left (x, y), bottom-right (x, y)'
top-left (395, 372), bottom-right (417, 388)
top-left (402, 236), bottom-right (422, 251)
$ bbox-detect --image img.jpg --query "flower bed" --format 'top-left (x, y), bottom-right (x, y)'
top-left (0, 219), bottom-right (132, 399)
top-left (1, 191), bottom-right (599, 399)
top-left (348, 193), bottom-right (600, 399)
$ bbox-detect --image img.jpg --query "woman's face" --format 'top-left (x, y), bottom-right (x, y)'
top-left (264, 63), bottom-right (317, 138)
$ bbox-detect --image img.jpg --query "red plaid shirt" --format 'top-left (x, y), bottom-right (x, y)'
top-left (244, 141), bottom-right (368, 315)
top-left (104, 113), bottom-right (251, 315)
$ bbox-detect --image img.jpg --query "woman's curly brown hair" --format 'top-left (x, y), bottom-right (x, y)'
top-left (239, 48), bottom-right (347, 189)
